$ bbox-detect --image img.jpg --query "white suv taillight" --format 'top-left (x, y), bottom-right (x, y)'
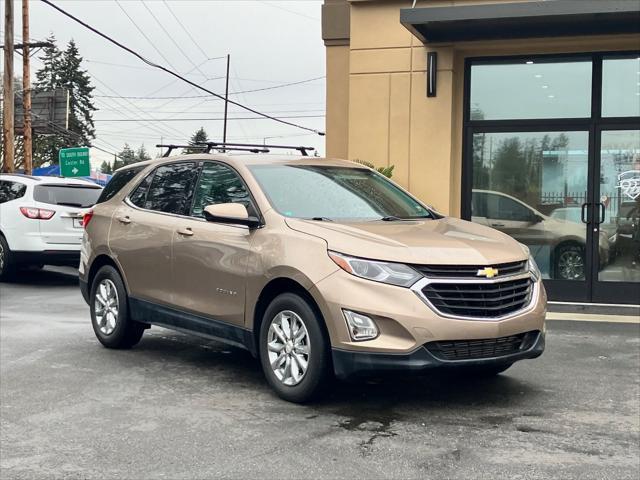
top-left (20, 207), bottom-right (55, 220)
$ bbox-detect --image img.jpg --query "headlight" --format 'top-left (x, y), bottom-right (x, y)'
top-left (528, 255), bottom-right (541, 281)
top-left (328, 251), bottom-right (422, 287)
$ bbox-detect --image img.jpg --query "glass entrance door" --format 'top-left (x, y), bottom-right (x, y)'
top-left (464, 52), bottom-right (640, 304)
top-left (592, 129), bottom-right (640, 302)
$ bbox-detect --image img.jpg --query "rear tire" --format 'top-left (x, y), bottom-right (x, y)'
top-left (90, 265), bottom-right (144, 349)
top-left (554, 243), bottom-right (585, 280)
top-left (259, 293), bottom-right (331, 403)
top-left (0, 235), bottom-right (16, 281)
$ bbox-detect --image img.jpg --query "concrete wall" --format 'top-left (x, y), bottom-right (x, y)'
top-left (322, 0), bottom-right (640, 216)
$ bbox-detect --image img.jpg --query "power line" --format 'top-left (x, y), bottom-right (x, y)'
top-left (257, 1), bottom-right (320, 21)
top-left (114, 0), bottom-right (180, 71)
top-left (140, 0), bottom-right (207, 78)
top-left (39, 0), bottom-right (324, 135)
top-left (92, 75), bottom-right (326, 99)
top-left (162, 0), bottom-right (209, 60)
top-left (95, 115), bottom-right (325, 122)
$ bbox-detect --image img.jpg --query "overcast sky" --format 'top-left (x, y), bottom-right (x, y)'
top-left (5, 0), bottom-right (325, 167)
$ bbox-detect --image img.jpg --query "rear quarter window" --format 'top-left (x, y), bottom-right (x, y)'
top-left (34, 184), bottom-right (102, 208)
top-left (96, 166), bottom-right (146, 204)
top-left (0, 180), bottom-right (27, 204)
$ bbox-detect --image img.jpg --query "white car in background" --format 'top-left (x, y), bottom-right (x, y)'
top-left (0, 174), bottom-right (103, 279)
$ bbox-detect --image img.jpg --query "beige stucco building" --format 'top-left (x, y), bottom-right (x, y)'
top-left (322, 0), bottom-right (640, 305)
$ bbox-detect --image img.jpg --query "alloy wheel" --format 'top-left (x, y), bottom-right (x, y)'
top-left (558, 250), bottom-right (584, 280)
top-left (267, 310), bottom-right (311, 386)
top-left (94, 279), bottom-right (119, 335)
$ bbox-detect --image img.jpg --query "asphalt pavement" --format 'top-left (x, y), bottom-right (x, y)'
top-left (1, 267), bottom-right (639, 479)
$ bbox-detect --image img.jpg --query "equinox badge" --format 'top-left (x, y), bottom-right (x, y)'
top-left (477, 267), bottom-right (499, 278)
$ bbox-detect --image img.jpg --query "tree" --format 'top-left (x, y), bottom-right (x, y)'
top-left (112, 144), bottom-right (136, 171)
top-left (32, 36), bottom-right (96, 168)
top-left (136, 144), bottom-right (151, 163)
top-left (99, 160), bottom-right (113, 174)
top-left (182, 127), bottom-right (209, 154)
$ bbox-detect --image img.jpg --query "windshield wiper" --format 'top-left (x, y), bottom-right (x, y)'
top-left (380, 215), bottom-right (432, 221)
top-left (309, 217), bottom-right (334, 222)
top-left (56, 202), bottom-right (85, 207)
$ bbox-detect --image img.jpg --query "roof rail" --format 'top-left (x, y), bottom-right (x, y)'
top-left (205, 142), bottom-right (315, 156)
top-left (156, 144), bottom-right (269, 157)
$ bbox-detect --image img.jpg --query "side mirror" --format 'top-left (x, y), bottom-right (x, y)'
top-left (203, 203), bottom-right (262, 229)
top-left (531, 213), bottom-right (544, 223)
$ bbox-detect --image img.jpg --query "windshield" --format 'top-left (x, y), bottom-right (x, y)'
top-left (34, 184), bottom-right (102, 208)
top-left (248, 165), bottom-right (433, 220)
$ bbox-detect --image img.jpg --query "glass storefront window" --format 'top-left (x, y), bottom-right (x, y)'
top-left (597, 130), bottom-right (640, 283)
top-left (470, 60), bottom-right (592, 120)
top-left (471, 131), bottom-right (589, 281)
top-left (602, 56), bottom-right (640, 118)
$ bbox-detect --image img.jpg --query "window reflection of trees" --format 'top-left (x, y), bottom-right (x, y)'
top-left (143, 163), bottom-right (197, 215)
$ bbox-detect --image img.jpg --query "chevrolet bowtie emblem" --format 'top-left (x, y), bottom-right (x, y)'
top-left (477, 267), bottom-right (499, 278)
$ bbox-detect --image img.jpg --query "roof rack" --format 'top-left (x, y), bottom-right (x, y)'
top-left (156, 144), bottom-right (269, 157)
top-left (156, 142), bottom-right (315, 158)
top-left (204, 142), bottom-right (315, 156)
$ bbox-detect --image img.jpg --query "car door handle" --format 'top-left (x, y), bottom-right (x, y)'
top-left (117, 215), bottom-right (131, 225)
top-left (491, 223), bottom-right (505, 227)
top-left (177, 227), bottom-right (194, 237)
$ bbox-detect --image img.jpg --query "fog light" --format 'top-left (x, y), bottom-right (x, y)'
top-left (343, 310), bottom-right (378, 341)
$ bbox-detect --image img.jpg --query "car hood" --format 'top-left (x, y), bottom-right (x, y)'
top-left (285, 217), bottom-right (527, 265)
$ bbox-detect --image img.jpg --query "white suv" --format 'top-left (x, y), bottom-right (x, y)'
top-left (0, 174), bottom-right (102, 279)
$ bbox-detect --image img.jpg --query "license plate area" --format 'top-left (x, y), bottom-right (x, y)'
top-left (73, 218), bottom-right (83, 229)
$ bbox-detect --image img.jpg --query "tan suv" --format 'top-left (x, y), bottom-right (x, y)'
top-left (79, 154), bottom-right (546, 402)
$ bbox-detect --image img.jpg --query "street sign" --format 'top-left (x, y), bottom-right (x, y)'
top-left (59, 147), bottom-right (90, 177)
top-left (15, 88), bottom-right (70, 135)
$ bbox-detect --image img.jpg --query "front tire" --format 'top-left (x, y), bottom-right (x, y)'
top-left (259, 293), bottom-right (331, 403)
top-left (90, 265), bottom-right (144, 349)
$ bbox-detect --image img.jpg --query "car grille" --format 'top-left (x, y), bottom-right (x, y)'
top-left (413, 260), bottom-right (527, 278)
top-left (420, 277), bottom-right (533, 318)
top-left (425, 331), bottom-right (538, 361)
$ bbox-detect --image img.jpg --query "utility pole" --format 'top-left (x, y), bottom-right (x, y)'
top-left (222, 54), bottom-right (230, 148)
top-left (22, 0), bottom-right (32, 175)
top-left (2, 0), bottom-right (15, 173)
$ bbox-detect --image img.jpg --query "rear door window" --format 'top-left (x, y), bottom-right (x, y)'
top-left (141, 162), bottom-right (198, 215)
top-left (0, 180), bottom-right (27, 203)
top-left (96, 165), bottom-right (145, 204)
top-left (34, 184), bottom-right (102, 208)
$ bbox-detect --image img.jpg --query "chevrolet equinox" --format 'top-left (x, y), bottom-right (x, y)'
top-left (79, 154), bottom-right (546, 402)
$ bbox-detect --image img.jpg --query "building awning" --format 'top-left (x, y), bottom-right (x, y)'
top-left (400, 0), bottom-right (640, 44)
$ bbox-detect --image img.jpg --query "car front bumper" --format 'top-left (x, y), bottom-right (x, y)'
top-left (332, 330), bottom-right (545, 379)
top-left (309, 268), bottom-right (547, 377)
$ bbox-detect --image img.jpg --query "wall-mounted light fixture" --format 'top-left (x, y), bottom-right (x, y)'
top-left (427, 51), bottom-right (437, 97)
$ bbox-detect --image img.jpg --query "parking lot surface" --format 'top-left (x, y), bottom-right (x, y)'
top-left (1, 267), bottom-right (639, 479)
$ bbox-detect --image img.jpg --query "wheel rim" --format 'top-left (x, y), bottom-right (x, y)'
top-left (94, 279), bottom-right (119, 335)
top-left (558, 250), bottom-right (584, 280)
top-left (267, 310), bottom-right (310, 386)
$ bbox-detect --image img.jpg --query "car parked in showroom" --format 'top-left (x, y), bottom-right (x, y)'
top-left (0, 174), bottom-right (102, 280)
top-left (79, 150), bottom-right (546, 403)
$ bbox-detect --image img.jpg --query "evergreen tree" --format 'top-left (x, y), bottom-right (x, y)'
top-left (32, 36), bottom-right (96, 167)
top-left (136, 144), bottom-right (151, 163)
top-left (100, 160), bottom-right (113, 174)
top-left (182, 127), bottom-right (209, 154)
top-left (113, 144), bottom-right (136, 170)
